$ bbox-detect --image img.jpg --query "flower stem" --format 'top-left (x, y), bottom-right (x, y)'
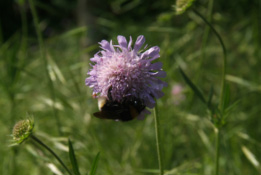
top-left (197, 0), bottom-right (214, 77)
top-left (193, 9), bottom-right (227, 175)
top-left (215, 128), bottom-right (220, 175)
top-left (192, 9), bottom-right (227, 111)
top-left (28, 0), bottom-right (62, 135)
top-left (153, 102), bottom-right (164, 175)
top-left (31, 135), bottom-right (73, 175)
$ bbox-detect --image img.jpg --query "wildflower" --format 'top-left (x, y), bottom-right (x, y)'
top-left (85, 35), bottom-right (167, 120)
top-left (171, 83), bottom-right (186, 105)
top-left (12, 119), bottom-right (34, 145)
top-left (175, 0), bottom-right (195, 15)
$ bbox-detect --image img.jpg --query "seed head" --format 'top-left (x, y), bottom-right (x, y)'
top-left (12, 119), bottom-right (34, 145)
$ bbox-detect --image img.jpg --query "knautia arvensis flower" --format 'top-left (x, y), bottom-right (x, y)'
top-left (12, 119), bottom-right (34, 145)
top-left (85, 35), bottom-right (167, 121)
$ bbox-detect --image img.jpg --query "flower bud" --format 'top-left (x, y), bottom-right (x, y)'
top-left (175, 0), bottom-right (195, 15)
top-left (12, 119), bottom-right (34, 144)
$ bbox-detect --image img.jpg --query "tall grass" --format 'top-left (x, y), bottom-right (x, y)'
top-left (0, 1), bottom-right (261, 175)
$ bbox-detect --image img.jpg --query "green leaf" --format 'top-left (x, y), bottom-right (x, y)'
top-left (89, 152), bottom-right (100, 175)
top-left (68, 139), bottom-right (80, 175)
top-left (60, 27), bottom-right (87, 39)
top-left (223, 99), bottom-right (240, 120)
top-left (179, 67), bottom-right (206, 104)
top-left (222, 84), bottom-right (230, 111)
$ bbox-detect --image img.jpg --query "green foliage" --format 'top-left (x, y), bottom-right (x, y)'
top-left (0, 0), bottom-right (261, 175)
top-left (68, 139), bottom-right (80, 175)
top-left (179, 67), bottom-right (207, 105)
top-left (89, 152), bottom-right (100, 175)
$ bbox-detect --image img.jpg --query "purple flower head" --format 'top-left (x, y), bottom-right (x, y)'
top-left (85, 35), bottom-right (167, 120)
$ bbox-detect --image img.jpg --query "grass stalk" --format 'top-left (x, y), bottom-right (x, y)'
top-left (153, 102), bottom-right (164, 175)
top-left (215, 128), bottom-right (221, 175)
top-left (197, 0), bottom-right (214, 76)
top-left (28, 0), bottom-right (62, 135)
top-left (193, 9), bottom-right (227, 175)
top-left (31, 135), bottom-right (73, 175)
top-left (191, 0), bottom-right (214, 108)
top-left (192, 9), bottom-right (227, 112)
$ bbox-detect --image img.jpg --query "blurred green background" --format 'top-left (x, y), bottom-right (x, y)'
top-left (0, 0), bottom-right (260, 174)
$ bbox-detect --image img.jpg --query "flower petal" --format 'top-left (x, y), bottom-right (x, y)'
top-left (150, 62), bottom-right (163, 70)
top-left (141, 46), bottom-right (160, 60)
top-left (128, 36), bottom-right (133, 50)
top-left (90, 52), bottom-right (101, 62)
top-left (157, 71), bottom-right (167, 78)
top-left (137, 109), bottom-right (151, 120)
top-left (109, 40), bottom-right (115, 52)
top-left (144, 95), bottom-right (156, 108)
top-left (117, 35), bottom-right (127, 49)
top-left (151, 90), bottom-right (165, 99)
top-left (99, 40), bottom-right (113, 51)
top-left (134, 35), bottom-right (145, 53)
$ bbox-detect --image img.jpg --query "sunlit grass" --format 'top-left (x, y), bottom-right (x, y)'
top-left (0, 1), bottom-right (261, 175)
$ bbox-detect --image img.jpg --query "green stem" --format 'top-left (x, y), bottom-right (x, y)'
top-left (215, 128), bottom-right (220, 175)
top-left (153, 102), bottom-right (164, 175)
top-left (31, 135), bottom-right (73, 175)
top-left (191, 0), bottom-right (214, 108)
top-left (197, 0), bottom-right (214, 75)
top-left (193, 9), bottom-right (227, 175)
top-left (193, 9), bottom-right (227, 112)
top-left (28, 0), bottom-right (62, 135)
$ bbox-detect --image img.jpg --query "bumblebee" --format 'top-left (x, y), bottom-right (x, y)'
top-left (93, 90), bottom-right (145, 122)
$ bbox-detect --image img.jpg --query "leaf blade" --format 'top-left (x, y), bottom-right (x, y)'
top-left (179, 67), bottom-right (206, 104)
top-left (89, 152), bottom-right (100, 175)
top-left (68, 139), bottom-right (80, 175)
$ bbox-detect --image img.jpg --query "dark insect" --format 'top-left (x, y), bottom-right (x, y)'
top-left (93, 89), bottom-right (145, 122)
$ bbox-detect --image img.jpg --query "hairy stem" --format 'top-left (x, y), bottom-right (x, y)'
top-left (197, 0), bottom-right (214, 77)
top-left (31, 135), bottom-right (73, 175)
top-left (193, 9), bottom-right (227, 175)
top-left (193, 9), bottom-right (227, 112)
top-left (153, 102), bottom-right (164, 175)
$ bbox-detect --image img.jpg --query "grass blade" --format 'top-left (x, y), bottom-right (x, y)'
top-left (222, 84), bottom-right (230, 112)
top-left (179, 67), bottom-right (206, 104)
top-left (89, 152), bottom-right (100, 175)
top-left (68, 139), bottom-right (80, 175)
top-left (242, 145), bottom-right (260, 170)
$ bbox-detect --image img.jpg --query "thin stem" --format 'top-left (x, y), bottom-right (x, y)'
top-left (197, 0), bottom-right (214, 75)
top-left (153, 102), bottom-right (164, 175)
top-left (31, 135), bottom-right (73, 175)
top-left (193, 9), bottom-right (227, 112)
top-left (192, 0), bottom-right (214, 108)
top-left (28, 0), bottom-right (62, 135)
top-left (215, 128), bottom-right (220, 175)
top-left (193, 9), bottom-right (227, 175)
